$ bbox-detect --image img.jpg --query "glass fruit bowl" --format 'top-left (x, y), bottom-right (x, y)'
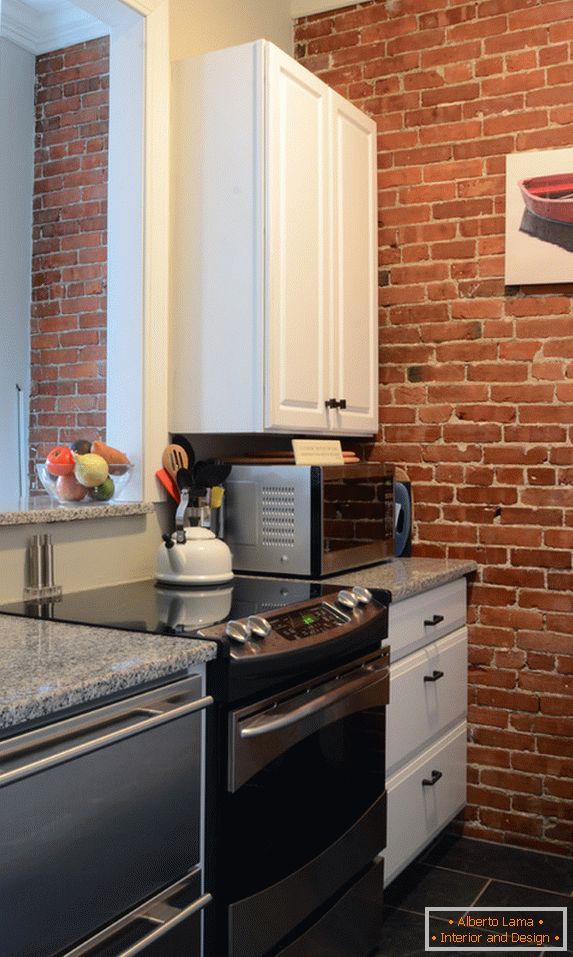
top-left (36, 463), bottom-right (134, 507)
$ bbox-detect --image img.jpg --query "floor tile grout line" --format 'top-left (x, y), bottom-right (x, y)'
top-left (467, 877), bottom-right (492, 912)
top-left (421, 861), bottom-right (573, 899)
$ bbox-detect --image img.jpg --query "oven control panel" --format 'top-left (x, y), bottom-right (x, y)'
top-left (200, 586), bottom-right (384, 659)
top-left (271, 602), bottom-right (349, 641)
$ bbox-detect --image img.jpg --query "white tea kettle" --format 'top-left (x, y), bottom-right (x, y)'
top-left (155, 484), bottom-right (233, 586)
top-left (156, 525), bottom-right (233, 585)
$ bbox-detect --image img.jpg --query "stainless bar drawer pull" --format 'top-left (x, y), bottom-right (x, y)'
top-left (424, 670), bottom-right (444, 683)
top-left (111, 893), bottom-right (212, 957)
top-left (63, 889), bottom-right (212, 956)
top-left (424, 614), bottom-right (445, 627)
top-left (0, 689), bottom-right (213, 788)
top-left (422, 770), bottom-right (443, 787)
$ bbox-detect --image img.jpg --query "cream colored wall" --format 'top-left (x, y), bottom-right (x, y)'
top-left (170, 0), bottom-right (293, 61)
top-left (0, 506), bottom-right (172, 604)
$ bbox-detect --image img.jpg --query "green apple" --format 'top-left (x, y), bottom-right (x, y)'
top-left (89, 477), bottom-right (115, 501)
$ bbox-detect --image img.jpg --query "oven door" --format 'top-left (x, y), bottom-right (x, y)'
top-left (226, 651), bottom-right (388, 957)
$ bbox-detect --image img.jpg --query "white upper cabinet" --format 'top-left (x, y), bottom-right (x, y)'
top-left (170, 40), bottom-right (378, 435)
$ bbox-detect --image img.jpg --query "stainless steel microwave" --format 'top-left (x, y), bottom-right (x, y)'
top-left (223, 463), bottom-right (394, 578)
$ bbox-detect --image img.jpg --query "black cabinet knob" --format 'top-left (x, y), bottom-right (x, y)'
top-left (424, 669), bottom-right (445, 683)
top-left (338, 398), bottom-right (347, 410)
top-left (422, 770), bottom-right (443, 787)
top-left (325, 398), bottom-right (338, 409)
top-left (424, 614), bottom-right (445, 627)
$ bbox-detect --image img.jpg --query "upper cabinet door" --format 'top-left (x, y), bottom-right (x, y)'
top-left (264, 44), bottom-right (331, 432)
top-left (329, 92), bottom-right (378, 434)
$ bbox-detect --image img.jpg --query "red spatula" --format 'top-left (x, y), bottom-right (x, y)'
top-left (155, 468), bottom-right (180, 503)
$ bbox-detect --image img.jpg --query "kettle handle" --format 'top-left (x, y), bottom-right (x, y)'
top-left (175, 487), bottom-right (190, 543)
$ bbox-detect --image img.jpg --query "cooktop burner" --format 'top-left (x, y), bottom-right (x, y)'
top-left (0, 577), bottom-right (341, 637)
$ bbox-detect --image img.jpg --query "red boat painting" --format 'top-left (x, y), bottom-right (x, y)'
top-left (519, 173), bottom-right (573, 225)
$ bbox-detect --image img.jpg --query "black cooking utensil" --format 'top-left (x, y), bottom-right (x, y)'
top-left (176, 467), bottom-right (195, 491)
top-left (193, 460), bottom-right (232, 489)
top-left (171, 434), bottom-right (195, 469)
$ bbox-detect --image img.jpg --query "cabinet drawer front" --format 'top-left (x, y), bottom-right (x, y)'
top-left (388, 579), bottom-right (467, 663)
top-left (387, 627), bottom-right (468, 775)
top-left (0, 689), bottom-right (204, 957)
top-left (383, 722), bottom-right (467, 886)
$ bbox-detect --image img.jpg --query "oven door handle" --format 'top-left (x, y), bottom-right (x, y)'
top-left (240, 665), bottom-right (385, 740)
top-left (229, 657), bottom-right (389, 792)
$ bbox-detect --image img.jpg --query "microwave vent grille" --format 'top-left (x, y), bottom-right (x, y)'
top-left (261, 485), bottom-right (296, 547)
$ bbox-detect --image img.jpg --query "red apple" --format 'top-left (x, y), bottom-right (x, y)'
top-left (46, 446), bottom-right (75, 476)
top-left (56, 473), bottom-right (87, 501)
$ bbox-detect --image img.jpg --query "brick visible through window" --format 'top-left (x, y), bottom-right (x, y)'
top-left (30, 35), bottom-right (109, 487)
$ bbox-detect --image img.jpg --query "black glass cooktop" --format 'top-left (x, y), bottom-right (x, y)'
top-left (0, 577), bottom-right (341, 638)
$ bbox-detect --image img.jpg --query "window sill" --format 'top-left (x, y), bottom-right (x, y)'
top-left (0, 501), bottom-right (155, 527)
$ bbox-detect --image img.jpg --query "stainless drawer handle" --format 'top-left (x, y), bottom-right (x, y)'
top-left (0, 692), bottom-right (213, 788)
top-left (424, 670), bottom-right (444, 683)
top-left (424, 614), bottom-right (444, 627)
top-left (110, 893), bottom-right (212, 957)
top-left (422, 769), bottom-right (443, 787)
top-left (62, 883), bottom-right (212, 956)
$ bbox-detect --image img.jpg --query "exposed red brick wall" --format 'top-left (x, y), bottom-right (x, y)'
top-left (30, 36), bottom-right (109, 481)
top-left (295, 0), bottom-right (573, 855)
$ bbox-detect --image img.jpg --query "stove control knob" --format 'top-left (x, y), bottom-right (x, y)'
top-left (247, 615), bottom-right (272, 639)
top-left (225, 620), bottom-right (251, 643)
top-left (337, 589), bottom-right (359, 609)
top-left (352, 585), bottom-right (373, 605)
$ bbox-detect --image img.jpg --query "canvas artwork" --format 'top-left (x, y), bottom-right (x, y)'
top-left (505, 146), bottom-right (573, 285)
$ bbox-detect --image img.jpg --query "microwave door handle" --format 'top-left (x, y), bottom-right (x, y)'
top-left (239, 668), bottom-right (385, 740)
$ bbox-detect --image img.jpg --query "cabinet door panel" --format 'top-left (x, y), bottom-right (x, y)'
top-left (330, 93), bottom-right (378, 434)
top-left (387, 627), bottom-right (468, 776)
top-left (384, 722), bottom-right (467, 886)
top-left (265, 44), bottom-right (330, 432)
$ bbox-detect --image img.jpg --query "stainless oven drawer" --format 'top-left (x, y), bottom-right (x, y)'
top-left (275, 859), bottom-right (384, 957)
top-left (0, 676), bottom-right (211, 957)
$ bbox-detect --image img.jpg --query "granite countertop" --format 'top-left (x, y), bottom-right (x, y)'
top-left (0, 501), bottom-right (154, 526)
top-left (323, 557), bottom-right (477, 603)
top-left (0, 614), bottom-right (217, 733)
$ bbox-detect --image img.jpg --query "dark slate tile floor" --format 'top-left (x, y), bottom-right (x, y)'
top-left (375, 832), bottom-right (572, 956)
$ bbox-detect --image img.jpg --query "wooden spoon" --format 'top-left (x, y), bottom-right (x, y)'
top-left (162, 444), bottom-right (188, 480)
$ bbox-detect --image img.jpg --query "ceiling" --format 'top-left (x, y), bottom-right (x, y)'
top-left (0, 0), bottom-right (106, 54)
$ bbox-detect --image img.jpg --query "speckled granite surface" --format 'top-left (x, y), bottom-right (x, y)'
top-left (0, 501), bottom-right (154, 526)
top-left (323, 557), bottom-right (476, 603)
top-left (0, 614), bottom-right (216, 732)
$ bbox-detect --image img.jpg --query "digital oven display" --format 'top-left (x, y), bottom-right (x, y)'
top-left (271, 603), bottom-right (348, 641)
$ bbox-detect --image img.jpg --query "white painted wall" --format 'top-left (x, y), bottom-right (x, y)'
top-left (170, 0), bottom-right (293, 61)
top-left (0, 36), bottom-right (34, 511)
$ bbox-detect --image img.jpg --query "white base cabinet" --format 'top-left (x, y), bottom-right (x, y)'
top-left (384, 579), bottom-right (468, 886)
top-left (170, 40), bottom-right (378, 436)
